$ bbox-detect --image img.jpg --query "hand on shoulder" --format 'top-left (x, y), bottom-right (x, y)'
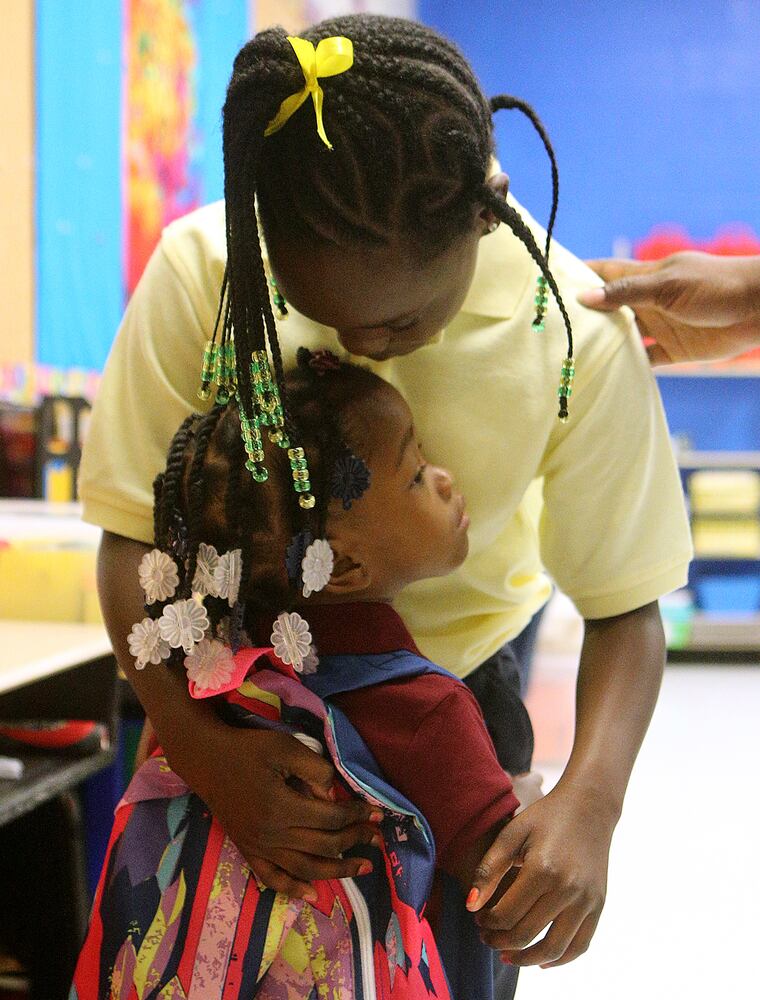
top-left (577, 251), bottom-right (760, 365)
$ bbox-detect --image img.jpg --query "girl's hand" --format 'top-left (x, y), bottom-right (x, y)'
top-left (466, 781), bottom-right (614, 968)
top-left (179, 725), bottom-right (383, 902)
top-left (578, 252), bottom-right (760, 366)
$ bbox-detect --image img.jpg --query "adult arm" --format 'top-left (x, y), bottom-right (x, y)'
top-left (100, 531), bottom-right (380, 899)
top-left (577, 251), bottom-right (760, 365)
top-left (467, 282), bottom-right (690, 965)
top-left (468, 601), bottom-right (665, 966)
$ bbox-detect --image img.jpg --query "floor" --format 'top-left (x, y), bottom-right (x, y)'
top-left (515, 599), bottom-right (760, 999)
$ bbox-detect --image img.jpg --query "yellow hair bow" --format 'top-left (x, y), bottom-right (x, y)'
top-left (264, 35), bottom-right (354, 150)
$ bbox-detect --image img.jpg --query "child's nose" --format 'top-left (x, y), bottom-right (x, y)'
top-left (433, 466), bottom-right (453, 501)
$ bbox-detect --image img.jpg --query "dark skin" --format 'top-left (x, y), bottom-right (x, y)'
top-left (268, 176), bottom-right (668, 967)
top-left (106, 169), bottom-right (668, 965)
top-left (578, 252), bottom-right (760, 366)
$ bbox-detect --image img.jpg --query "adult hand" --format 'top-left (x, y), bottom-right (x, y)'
top-left (180, 725), bottom-right (383, 902)
top-left (577, 251), bottom-right (760, 365)
top-left (466, 781), bottom-right (613, 968)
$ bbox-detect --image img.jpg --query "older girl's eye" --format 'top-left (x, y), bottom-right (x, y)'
top-left (389, 317), bottom-right (418, 332)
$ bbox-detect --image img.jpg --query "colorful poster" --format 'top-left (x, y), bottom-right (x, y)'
top-left (124, 0), bottom-right (201, 296)
top-left (256, 0), bottom-right (416, 33)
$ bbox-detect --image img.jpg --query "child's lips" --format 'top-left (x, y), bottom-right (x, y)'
top-left (455, 497), bottom-right (470, 531)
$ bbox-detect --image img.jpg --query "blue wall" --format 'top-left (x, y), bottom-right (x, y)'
top-left (420, 0), bottom-right (760, 462)
top-left (419, 0), bottom-right (760, 258)
top-left (36, 0), bottom-right (123, 370)
top-left (35, 0), bottom-right (249, 372)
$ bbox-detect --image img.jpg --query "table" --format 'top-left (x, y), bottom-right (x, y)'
top-left (0, 620), bottom-right (117, 998)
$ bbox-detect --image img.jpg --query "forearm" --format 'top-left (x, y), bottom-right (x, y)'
top-left (737, 255), bottom-right (760, 322)
top-left (97, 531), bottom-right (229, 795)
top-left (558, 601), bottom-right (666, 822)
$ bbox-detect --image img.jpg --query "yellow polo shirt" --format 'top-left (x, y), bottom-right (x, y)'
top-left (79, 198), bottom-right (692, 677)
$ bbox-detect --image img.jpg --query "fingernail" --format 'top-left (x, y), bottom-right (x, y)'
top-left (303, 887), bottom-right (318, 903)
top-left (466, 887), bottom-right (480, 909)
top-left (327, 786), bottom-right (337, 801)
top-left (370, 834), bottom-right (383, 848)
top-left (357, 861), bottom-right (373, 876)
top-left (369, 810), bottom-right (383, 824)
top-left (577, 287), bottom-right (605, 306)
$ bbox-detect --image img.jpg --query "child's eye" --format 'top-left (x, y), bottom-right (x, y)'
top-left (412, 463), bottom-right (427, 487)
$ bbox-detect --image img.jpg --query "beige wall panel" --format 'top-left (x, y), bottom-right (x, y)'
top-left (0, 0), bottom-right (35, 365)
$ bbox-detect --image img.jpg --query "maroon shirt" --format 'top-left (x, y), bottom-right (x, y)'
top-left (306, 603), bottom-right (520, 874)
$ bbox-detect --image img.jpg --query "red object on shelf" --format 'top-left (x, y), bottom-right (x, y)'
top-left (0, 720), bottom-right (106, 753)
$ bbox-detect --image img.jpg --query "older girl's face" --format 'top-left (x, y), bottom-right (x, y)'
top-left (265, 173), bottom-right (508, 361)
top-left (268, 229), bottom-right (480, 361)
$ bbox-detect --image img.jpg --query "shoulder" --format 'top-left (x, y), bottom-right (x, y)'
top-left (336, 664), bottom-right (477, 723)
top-left (155, 202), bottom-right (228, 329)
top-left (465, 194), bottom-right (638, 383)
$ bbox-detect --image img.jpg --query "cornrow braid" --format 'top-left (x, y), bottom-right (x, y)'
top-left (482, 189), bottom-right (575, 420)
top-left (489, 95), bottom-right (559, 262)
top-left (152, 356), bottom-right (389, 643)
top-left (154, 413), bottom-right (196, 551)
top-left (185, 405), bottom-right (226, 592)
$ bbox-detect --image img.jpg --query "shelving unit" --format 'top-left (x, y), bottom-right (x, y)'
top-left (673, 451), bottom-right (760, 662)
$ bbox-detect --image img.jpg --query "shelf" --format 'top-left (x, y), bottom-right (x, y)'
top-left (677, 450), bottom-right (760, 469)
top-left (0, 746), bottom-right (115, 827)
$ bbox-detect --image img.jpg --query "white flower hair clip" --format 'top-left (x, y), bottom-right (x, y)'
top-left (271, 611), bottom-right (318, 674)
top-left (301, 538), bottom-right (334, 599)
top-left (191, 544), bottom-right (242, 607)
top-left (127, 617), bottom-right (171, 670)
top-left (184, 637), bottom-right (236, 692)
top-left (192, 542), bottom-right (219, 597)
top-left (214, 548), bottom-right (242, 606)
top-left (138, 549), bottom-right (180, 604)
top-left (157, 597), bottom-right (210, 654)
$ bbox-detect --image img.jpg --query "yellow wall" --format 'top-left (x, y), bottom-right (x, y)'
top-left (0, 0), bottom-right (35, 365)
top-left (254, 0), bottom-right (312, 32)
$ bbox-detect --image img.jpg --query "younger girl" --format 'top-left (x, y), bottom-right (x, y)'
top-left (71, 351), bottom-right (524, 999)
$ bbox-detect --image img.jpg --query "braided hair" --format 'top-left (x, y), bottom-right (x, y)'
top-left (218, 13), bottom-right (573, 437)
top-left (152, 352), bottom-right (388, 643)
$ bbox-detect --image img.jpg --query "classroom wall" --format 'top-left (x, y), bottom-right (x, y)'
top-left (34, 0), bottom-right (250, 371)
top-left (418, 0), bottom-right (760, 452)
top-left (15, 0), bottom-right (760, 455)
top-left (0, 0), bottom-right (35, 366)
top-left (418, 0), bottom-right (760, 258)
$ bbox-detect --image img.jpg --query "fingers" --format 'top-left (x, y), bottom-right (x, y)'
top-left (290, 822), bottom-right (383, 860)
top-left (578, 259), bottom-right (666, 312)
top-left (539, 910), bottom-right (600, 968)
top-left (466, 821), bottom-right (527, 911)
top-left (582, 257), bottom-right (654, 285)
top-left (285, 740), bottom-right (339, 800)
top-left (266, 846), bottom-right (374, 884)
top-left (246, 855), bottom-right (318, 902)
top-left (475, 862), bottom-right (546, 933)
top-left (498, 908), bottom-right (586, 968)
top-left (279, 784), bottom-right (382, 832)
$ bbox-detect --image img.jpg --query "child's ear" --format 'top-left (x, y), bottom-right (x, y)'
top-left (324, 540), bottom-right (371, 596)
